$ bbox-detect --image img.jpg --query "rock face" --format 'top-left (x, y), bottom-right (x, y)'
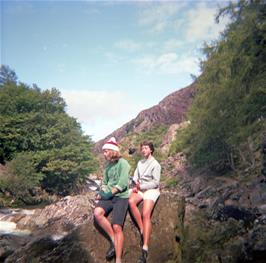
top-left (15, 193), bottom-right (96, 235)
top-left (4, 192), bottom-right (184, 263)
top-left (160, 121), bottom-right (190, 155)
top-left (170, 164), bottom-right (266, 263)
top-left (94, 83), bottom-right (195, 152)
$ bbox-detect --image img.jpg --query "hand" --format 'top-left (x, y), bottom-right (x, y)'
top-left (98, 190), bottom-right (113, 200)
top-left (132, 187), bottom-right (138, 193)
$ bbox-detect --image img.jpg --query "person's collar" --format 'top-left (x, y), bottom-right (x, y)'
top-left (145, 155), bottom-right (153, 160)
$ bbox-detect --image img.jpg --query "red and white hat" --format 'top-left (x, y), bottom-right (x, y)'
top-left (102, 137), bottom-right (119, 152)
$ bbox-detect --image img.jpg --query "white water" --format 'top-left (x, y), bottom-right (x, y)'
top-left (0, 209), bottom-right (32, 236)
top-left (0, 220), bottom-right (31, 236)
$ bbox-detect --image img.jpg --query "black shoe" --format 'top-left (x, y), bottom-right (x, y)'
top-left (106, 243), bottom-right (115, 261)
top-left (138, 249), bottom-right (148, 263)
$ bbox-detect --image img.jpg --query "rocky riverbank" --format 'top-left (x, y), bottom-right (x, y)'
top-left (1, 191), bottom-right (184, 263)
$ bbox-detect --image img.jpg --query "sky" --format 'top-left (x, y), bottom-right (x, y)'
top-left (1, 0), bottom-right (231, 141)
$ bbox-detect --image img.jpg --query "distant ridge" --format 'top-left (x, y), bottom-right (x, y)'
top-left (94, 82), bottom-right (196, 152)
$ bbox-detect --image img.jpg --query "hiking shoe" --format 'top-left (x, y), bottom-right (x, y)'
top-left (137, 249), bottom-right (148, 263)
top-left (106, 243), bottom-right (115, 261)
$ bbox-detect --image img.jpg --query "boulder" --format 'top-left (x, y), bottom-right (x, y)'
top-left (4, 193), bottom-right (184, 263)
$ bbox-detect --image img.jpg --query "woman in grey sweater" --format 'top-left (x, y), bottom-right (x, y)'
top-left (129, 141), bottom-right (161, 263)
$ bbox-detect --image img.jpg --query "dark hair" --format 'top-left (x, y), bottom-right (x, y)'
top-left (128, 147), bottom-right (136, 155)
top-left (140, 141), bottom-right (154, 154)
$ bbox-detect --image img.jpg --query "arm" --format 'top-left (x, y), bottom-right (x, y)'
top-left (132, 164), bottom-right (139, 185)
top-left (139, 163), bottom-right (161, 190)
top-left (98, 167), bottom-right (120, 200)
top-left (114, 160), bottom-right (130, 193)
top-left (131, 163), bottom-right (140, 192)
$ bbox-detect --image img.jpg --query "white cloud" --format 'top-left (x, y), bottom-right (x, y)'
top-left (138, 2), bottom-right (187, 33)
top-left (137, 1), bottom-right (230, 43)
top-left (163, 39), bottom-right (183, 51)
top-left (61, 89), bottom-right (141, 141)
top-left (134, 52), bottom-right (199, 75)
top-left (185, 2), bottom-right (230, 42)
top-left (62, 90), bottom-right (129, 122)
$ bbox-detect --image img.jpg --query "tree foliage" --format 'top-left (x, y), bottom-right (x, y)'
top-left (0, 65), bottom-right (18, 86)
top-left (0, 65), bottom-right (98, 199)
top-left (175, 0), bottom-right (266, 172)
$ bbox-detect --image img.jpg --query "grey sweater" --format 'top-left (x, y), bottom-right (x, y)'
top-left (132, 156), bottom-right (161, 190)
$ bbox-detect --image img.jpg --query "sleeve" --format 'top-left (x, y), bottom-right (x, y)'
top-left (114, 160), bottom-right (130, 192)
top-left (140, 162), bottom-right (161, 190)
top-left (132, 163), bottom-right (139, 184)
top-left (101, 168), bottom-right (108, 191)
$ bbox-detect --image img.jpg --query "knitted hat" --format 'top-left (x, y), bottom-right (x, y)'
top-left (102, 137), bottom-right (119, 152)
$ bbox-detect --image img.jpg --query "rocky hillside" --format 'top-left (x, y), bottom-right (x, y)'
top-left (94, 83), bottom-right (196, 152)
top-left (2, 139), bottom-right (266, 263)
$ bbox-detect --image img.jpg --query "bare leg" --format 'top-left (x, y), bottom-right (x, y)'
top-left (142, 200), bottom-right (155, 248)
top-left (129, 193), bottom-right (144, 233)
top-left (94, 207), bottom-right (114, 242)
top-left (113, 224), bottom-right (124, 263)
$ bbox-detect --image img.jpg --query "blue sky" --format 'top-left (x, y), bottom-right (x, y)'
top-left (1, 0), bottom-right (231, 141)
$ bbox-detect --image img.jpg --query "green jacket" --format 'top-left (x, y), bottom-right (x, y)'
top-left (102, 158), bottom-right (130, 198)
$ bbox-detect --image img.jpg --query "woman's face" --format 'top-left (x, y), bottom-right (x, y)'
top-left (141, 145), bottom-right (152, 158)
top-left (103, 149), bottom-right (113, 160)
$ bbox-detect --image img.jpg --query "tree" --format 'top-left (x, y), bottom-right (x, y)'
top-left (0, 65), bottom-right (18, 85)
top-left (177, 0), bottom-right (266, 172)
top-left (0, 66), bottom-right (98, 198)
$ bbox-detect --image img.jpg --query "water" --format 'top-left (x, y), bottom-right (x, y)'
top-left (0, 209), bottom-right (32, 236)
top-left (0, 220), bottom-right (31, 236)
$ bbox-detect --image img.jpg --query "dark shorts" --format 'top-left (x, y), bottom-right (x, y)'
top-left (96, 197), bottom-right (129, 227)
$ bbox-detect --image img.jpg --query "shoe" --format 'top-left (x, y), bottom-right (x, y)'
top-left (137, 249), bottom-right (148, 263)
top-left (106, 243), bottom-right (115, 261)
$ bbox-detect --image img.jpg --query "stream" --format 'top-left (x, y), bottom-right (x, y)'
top-left (0, 209), bottom-right (32, 236)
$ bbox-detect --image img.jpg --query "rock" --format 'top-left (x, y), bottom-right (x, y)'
top-left (160, 122), bottom-right (190, 155)
top-left (5, 236), bottom-right (59, 263)
top-left (16, 193), bottom-right (96, 235)
top-left (0, 234), bottom-right (30, 261)
top-left (213, 205), bottom-right (257, 226)
top-left (4, 193), bottom-right (184, 263)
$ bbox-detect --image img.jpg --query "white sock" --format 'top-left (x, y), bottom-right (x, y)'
top-left (142, 245), bottom-right (148, 251)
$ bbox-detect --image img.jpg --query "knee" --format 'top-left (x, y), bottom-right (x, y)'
top-left (143, 211), bottom-right (151, 221)
top-left (94, 207), bottom-right (104, 221)
top-left (112, 224), bottom-right (122, 234)
top-left (128, 197), bottom-right (136, 207)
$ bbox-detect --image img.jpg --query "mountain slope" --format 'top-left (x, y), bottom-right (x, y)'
top-left (95, 82), bottom-right (196, 152)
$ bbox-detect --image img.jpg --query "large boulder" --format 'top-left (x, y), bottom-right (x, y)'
top-left (4, 192), bottom-right (184, 263)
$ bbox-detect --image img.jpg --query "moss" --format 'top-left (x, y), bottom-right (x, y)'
top-left (161, 176), bottom-right (179, 188)
top-left (182, 210), bottom-right (246, 263)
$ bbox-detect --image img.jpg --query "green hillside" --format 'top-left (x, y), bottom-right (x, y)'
top-left (171, 0), bottom-right (266, 174)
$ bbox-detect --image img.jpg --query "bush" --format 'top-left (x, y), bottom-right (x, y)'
top-left (0, 152), bottom-right (43, 204)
